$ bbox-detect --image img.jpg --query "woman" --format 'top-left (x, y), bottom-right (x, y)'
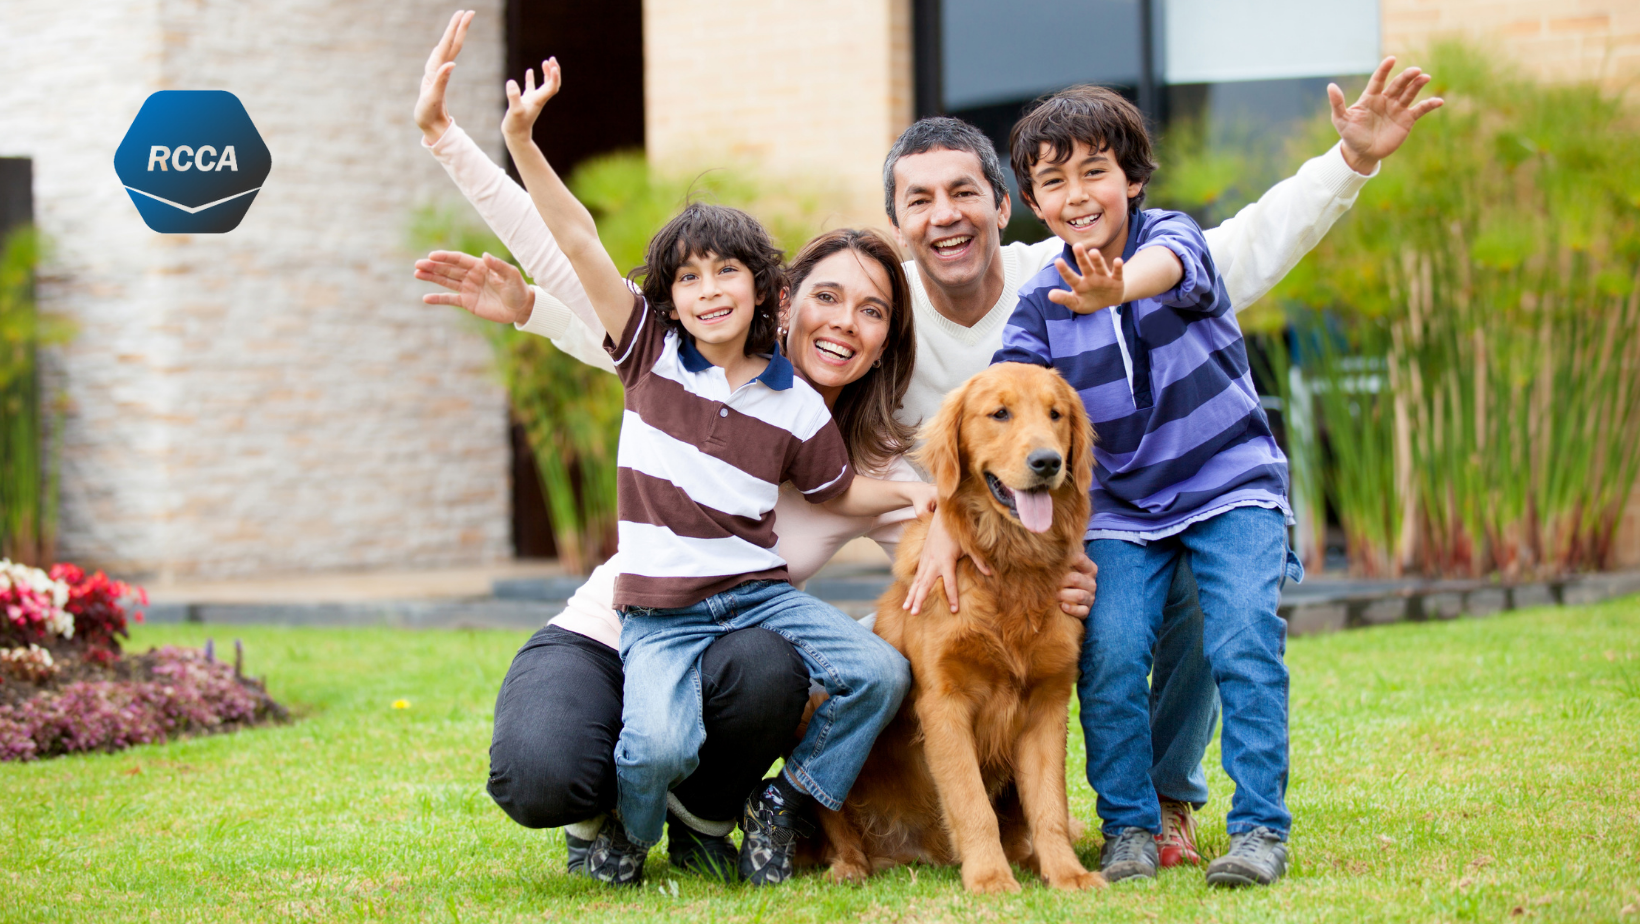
top-left (410, 10), bottom-right (929, 882)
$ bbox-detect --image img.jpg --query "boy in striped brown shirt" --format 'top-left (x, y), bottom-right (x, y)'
top-left (502, 59), bottom-right (935, 887)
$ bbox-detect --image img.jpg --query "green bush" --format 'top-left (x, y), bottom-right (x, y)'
top-left (1157, 43), bottom-right (1640, 578)
top-left (0, 226), bottom-right (71, 566)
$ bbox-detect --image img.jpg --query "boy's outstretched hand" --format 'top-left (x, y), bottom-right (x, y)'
top-left (415, 10), bottom-right (475, 146)
top-left (1330, 56), bottom-right (1444, 176)
top-left (1048, 243), bottom-right (1125, 315)
top-left (415, 250), bottom-right (534, 326)
top-left (502, 58), bottom-right (562, 143)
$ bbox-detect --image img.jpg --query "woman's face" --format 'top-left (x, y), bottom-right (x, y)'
top-left (784, 249), bottom-right (895, 401)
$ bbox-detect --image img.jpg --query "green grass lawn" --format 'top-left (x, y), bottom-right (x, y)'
top-left (4, 598), bottom-right (1638, 924)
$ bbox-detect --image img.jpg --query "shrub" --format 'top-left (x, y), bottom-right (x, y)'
top-left (0, 646), bottom-right (279, 762)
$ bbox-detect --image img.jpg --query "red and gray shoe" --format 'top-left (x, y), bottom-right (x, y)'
top-left (1156, 799), bottom-right (1203, 868)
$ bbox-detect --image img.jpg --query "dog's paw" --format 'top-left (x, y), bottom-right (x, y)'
top-left (826, 860), bottom-right (870, 885)
top-left (1046, 868), bottom-right (1106, 891)
top-left (963, 866), bottom-right (1022, 895)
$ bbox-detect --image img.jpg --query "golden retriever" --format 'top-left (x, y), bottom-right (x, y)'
top-left (807, 362), bottom-right (1102, 894)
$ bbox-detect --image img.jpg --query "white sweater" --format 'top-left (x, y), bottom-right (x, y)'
top-left (423, 123), bottom-right (1374, 648)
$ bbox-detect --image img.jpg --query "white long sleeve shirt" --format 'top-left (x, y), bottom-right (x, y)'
top-left (423, 122), bottom-right (1373, 648)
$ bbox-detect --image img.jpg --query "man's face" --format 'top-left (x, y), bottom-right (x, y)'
top-left (891, 148), bottom-right (1010, 295)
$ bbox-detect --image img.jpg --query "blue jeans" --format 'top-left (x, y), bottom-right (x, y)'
top-left (1149, 561), bottom-right (1219, 809)
top-left (616, 580), bottom-right (910, 846)
top-left (1079, 506), bottom-right (1301, 838)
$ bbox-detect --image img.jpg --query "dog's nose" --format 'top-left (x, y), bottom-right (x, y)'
top-left (1027, 449), bottom-right (1062, 478)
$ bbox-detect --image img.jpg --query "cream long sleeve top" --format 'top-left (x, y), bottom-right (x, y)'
top-left (423, 121), bottom-right (1374, 649)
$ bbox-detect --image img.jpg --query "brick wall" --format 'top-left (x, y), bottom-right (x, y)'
top-left (642, 0), bottom-right (913, 232)
top-left (2, 1), bottom-right (514, 579)
top-left (1383, 0), bottom-right (1640, 87)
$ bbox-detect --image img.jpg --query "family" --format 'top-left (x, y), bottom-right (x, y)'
top-left (410, 9), bottom-right (1441, 892)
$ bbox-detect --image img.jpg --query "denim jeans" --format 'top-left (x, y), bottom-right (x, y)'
top-left (1079, 506), bottom-right (1301, 838)
top-left (616, 580), bottom-right (911, 846)
top-left (1149, 560), bottom-right (1219, 808)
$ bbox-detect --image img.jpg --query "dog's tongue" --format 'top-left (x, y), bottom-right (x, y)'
top-left (1011, 487), bottom-right (1054, 533)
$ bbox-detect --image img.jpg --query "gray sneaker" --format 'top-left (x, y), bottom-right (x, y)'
top-left (586, 818), bottom-right (648, 886)
top-left (1099, 827), bottom-right (1159, 881)
top-left (1205, 827), bottom-right (1288, 887)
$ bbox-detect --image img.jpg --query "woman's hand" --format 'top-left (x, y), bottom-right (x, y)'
top-left (415, 10), bottom-right (476, 146)
top-left (503, 57), bottom-right (562, 145)
top-left (1057, 552), bottom-right (1097, 619)
top-left (904, 512), bottom-right (992, 615)
top-left (415, 250), bottom-right (534, 325)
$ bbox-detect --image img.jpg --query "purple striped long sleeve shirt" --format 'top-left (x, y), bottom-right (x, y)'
top-left (992, 209), bottom-right (1290, 542)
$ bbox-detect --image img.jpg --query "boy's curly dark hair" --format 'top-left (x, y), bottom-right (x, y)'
top-left (632, 202), bottom-right (786, 357)
top-left (1009, 85), bottom-right (1157, 216)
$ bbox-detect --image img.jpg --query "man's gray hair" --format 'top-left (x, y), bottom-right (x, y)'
top-left (882, 117), bottom-right (1011, 227)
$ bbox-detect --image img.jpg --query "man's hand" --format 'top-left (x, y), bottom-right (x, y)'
top-left (415, 10), bottom-right (475, 146)
top-left (502, 57), bottom-right (562, 144)
top-left (1057, 552), bottom-right (1097, 619)
top-left (415, 250), bottom-right (534, 325)
top-left (1048, 243), bottom-right (1125, 315)
top-left (905, 515), bottom-right (992, 615)
top-left (1330, 56), bottom-right (1445, 176)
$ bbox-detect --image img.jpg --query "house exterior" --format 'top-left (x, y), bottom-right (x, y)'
top-left (2, 0), bottom-right (1635, 578)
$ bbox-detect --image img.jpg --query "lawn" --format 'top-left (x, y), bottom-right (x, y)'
top-left (3, 598), bottom-right (1638, 924)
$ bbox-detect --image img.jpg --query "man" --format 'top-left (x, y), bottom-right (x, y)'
top-left (890, 58), bottom-right (1440, 880)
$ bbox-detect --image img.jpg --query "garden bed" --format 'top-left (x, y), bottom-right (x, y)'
top-left (0, 643), bottom-right (287, 761)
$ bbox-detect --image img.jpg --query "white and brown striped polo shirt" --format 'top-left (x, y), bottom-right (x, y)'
top-left (606, 297), bottom-right (854, 609)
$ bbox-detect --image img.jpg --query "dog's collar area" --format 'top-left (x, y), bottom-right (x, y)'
top-left (984, 472), bottom-right (1020, 520)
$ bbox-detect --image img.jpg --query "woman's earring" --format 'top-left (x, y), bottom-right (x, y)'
top-left (873, 357), bottom-right (882, 368)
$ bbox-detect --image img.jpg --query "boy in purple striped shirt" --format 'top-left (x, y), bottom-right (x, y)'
top-left (992, 86), bottom-right (1303, 887)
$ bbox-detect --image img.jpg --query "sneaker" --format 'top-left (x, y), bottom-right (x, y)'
top-left (1156, 800), bottom-right (1202, 868)
top-left (738, 781), bottom-right (813, 886)
top-left (1099, 827), bottom-right (1159, 882)
top-left (1205, 827), bottom-right (1288, 887)
top-left (586, 817), bottom-right (648, 886)
top-left (566, 830), bottom-right (594, 876)
top-left (668, 812), bottom-right (740, 882)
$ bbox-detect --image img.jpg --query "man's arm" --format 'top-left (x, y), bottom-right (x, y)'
top-left (1204, 57), bottom-right (1442, 311)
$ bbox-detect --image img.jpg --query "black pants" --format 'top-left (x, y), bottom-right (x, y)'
top-left (487, 624), bottom-right (811, 829)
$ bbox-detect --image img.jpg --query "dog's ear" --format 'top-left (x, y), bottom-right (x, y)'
top-left (1060, 373), bottom-right (1096, 496)
top-left (916, 375), bottom-right (972, 499)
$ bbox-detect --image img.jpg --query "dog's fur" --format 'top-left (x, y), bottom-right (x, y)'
top-left (806, 363), bottom-right (1103, 894)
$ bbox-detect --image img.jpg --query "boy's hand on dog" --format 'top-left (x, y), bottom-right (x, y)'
top-left (1330, 56), bottom-right (1444, 176)
top-left (415, 250), bottom-right (534, 325)
top-left (906, 513), bottom-right (991, 615)
top-left (502, 57), bottom-right (562, 142)
top-left (1058, 553), bottom-right (1097, 619)
top-left (415, 9), bottom-right (475, 145)
top-left (1049, 243), bottom-right (1125, 315)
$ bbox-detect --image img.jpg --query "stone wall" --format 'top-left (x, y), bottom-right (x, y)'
top-left (1382, 0), bottom-right (1640, 87)
top-left (642, 0), bottom-right (914, 232)
top-left (2, 0), bottom-right (514, 579)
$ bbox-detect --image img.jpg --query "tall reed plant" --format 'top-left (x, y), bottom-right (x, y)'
top-left (1268, 43), bottom-right (1640, 578)
top-left (0, 226), bottom-right (72, 566)
top-left (413, 152), bottom-right (834, 572)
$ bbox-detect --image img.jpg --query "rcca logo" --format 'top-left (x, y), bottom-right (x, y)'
top-left (114, 91), bottom-right (271, 233)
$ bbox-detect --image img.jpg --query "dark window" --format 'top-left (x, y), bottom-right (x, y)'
top-left (504, 1), bottom-right (643, 558)
top-left (0, 159), bottom-right (31, 242)
top-left (506, 0), bottom-right (644, 178)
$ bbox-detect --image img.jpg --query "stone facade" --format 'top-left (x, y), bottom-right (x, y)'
top-left (1382, 0), bottom-right (1640, 87)
top-left (3, 0), bottom-right (513, 579)
top-left (642, 0), bottom-right (914, 232)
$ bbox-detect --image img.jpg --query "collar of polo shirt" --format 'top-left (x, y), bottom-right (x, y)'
top-left (675, 334), bottom-right (795, 391)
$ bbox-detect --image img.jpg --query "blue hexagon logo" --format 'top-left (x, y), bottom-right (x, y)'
top-left (114, 91), bottom-right (271, 234)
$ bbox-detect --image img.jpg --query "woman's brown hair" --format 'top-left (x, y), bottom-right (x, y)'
top-left (783, 228), bottom-right (917, 475)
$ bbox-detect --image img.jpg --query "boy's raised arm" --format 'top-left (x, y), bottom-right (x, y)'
top-left (501, 58), bottom-right (636, 343)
